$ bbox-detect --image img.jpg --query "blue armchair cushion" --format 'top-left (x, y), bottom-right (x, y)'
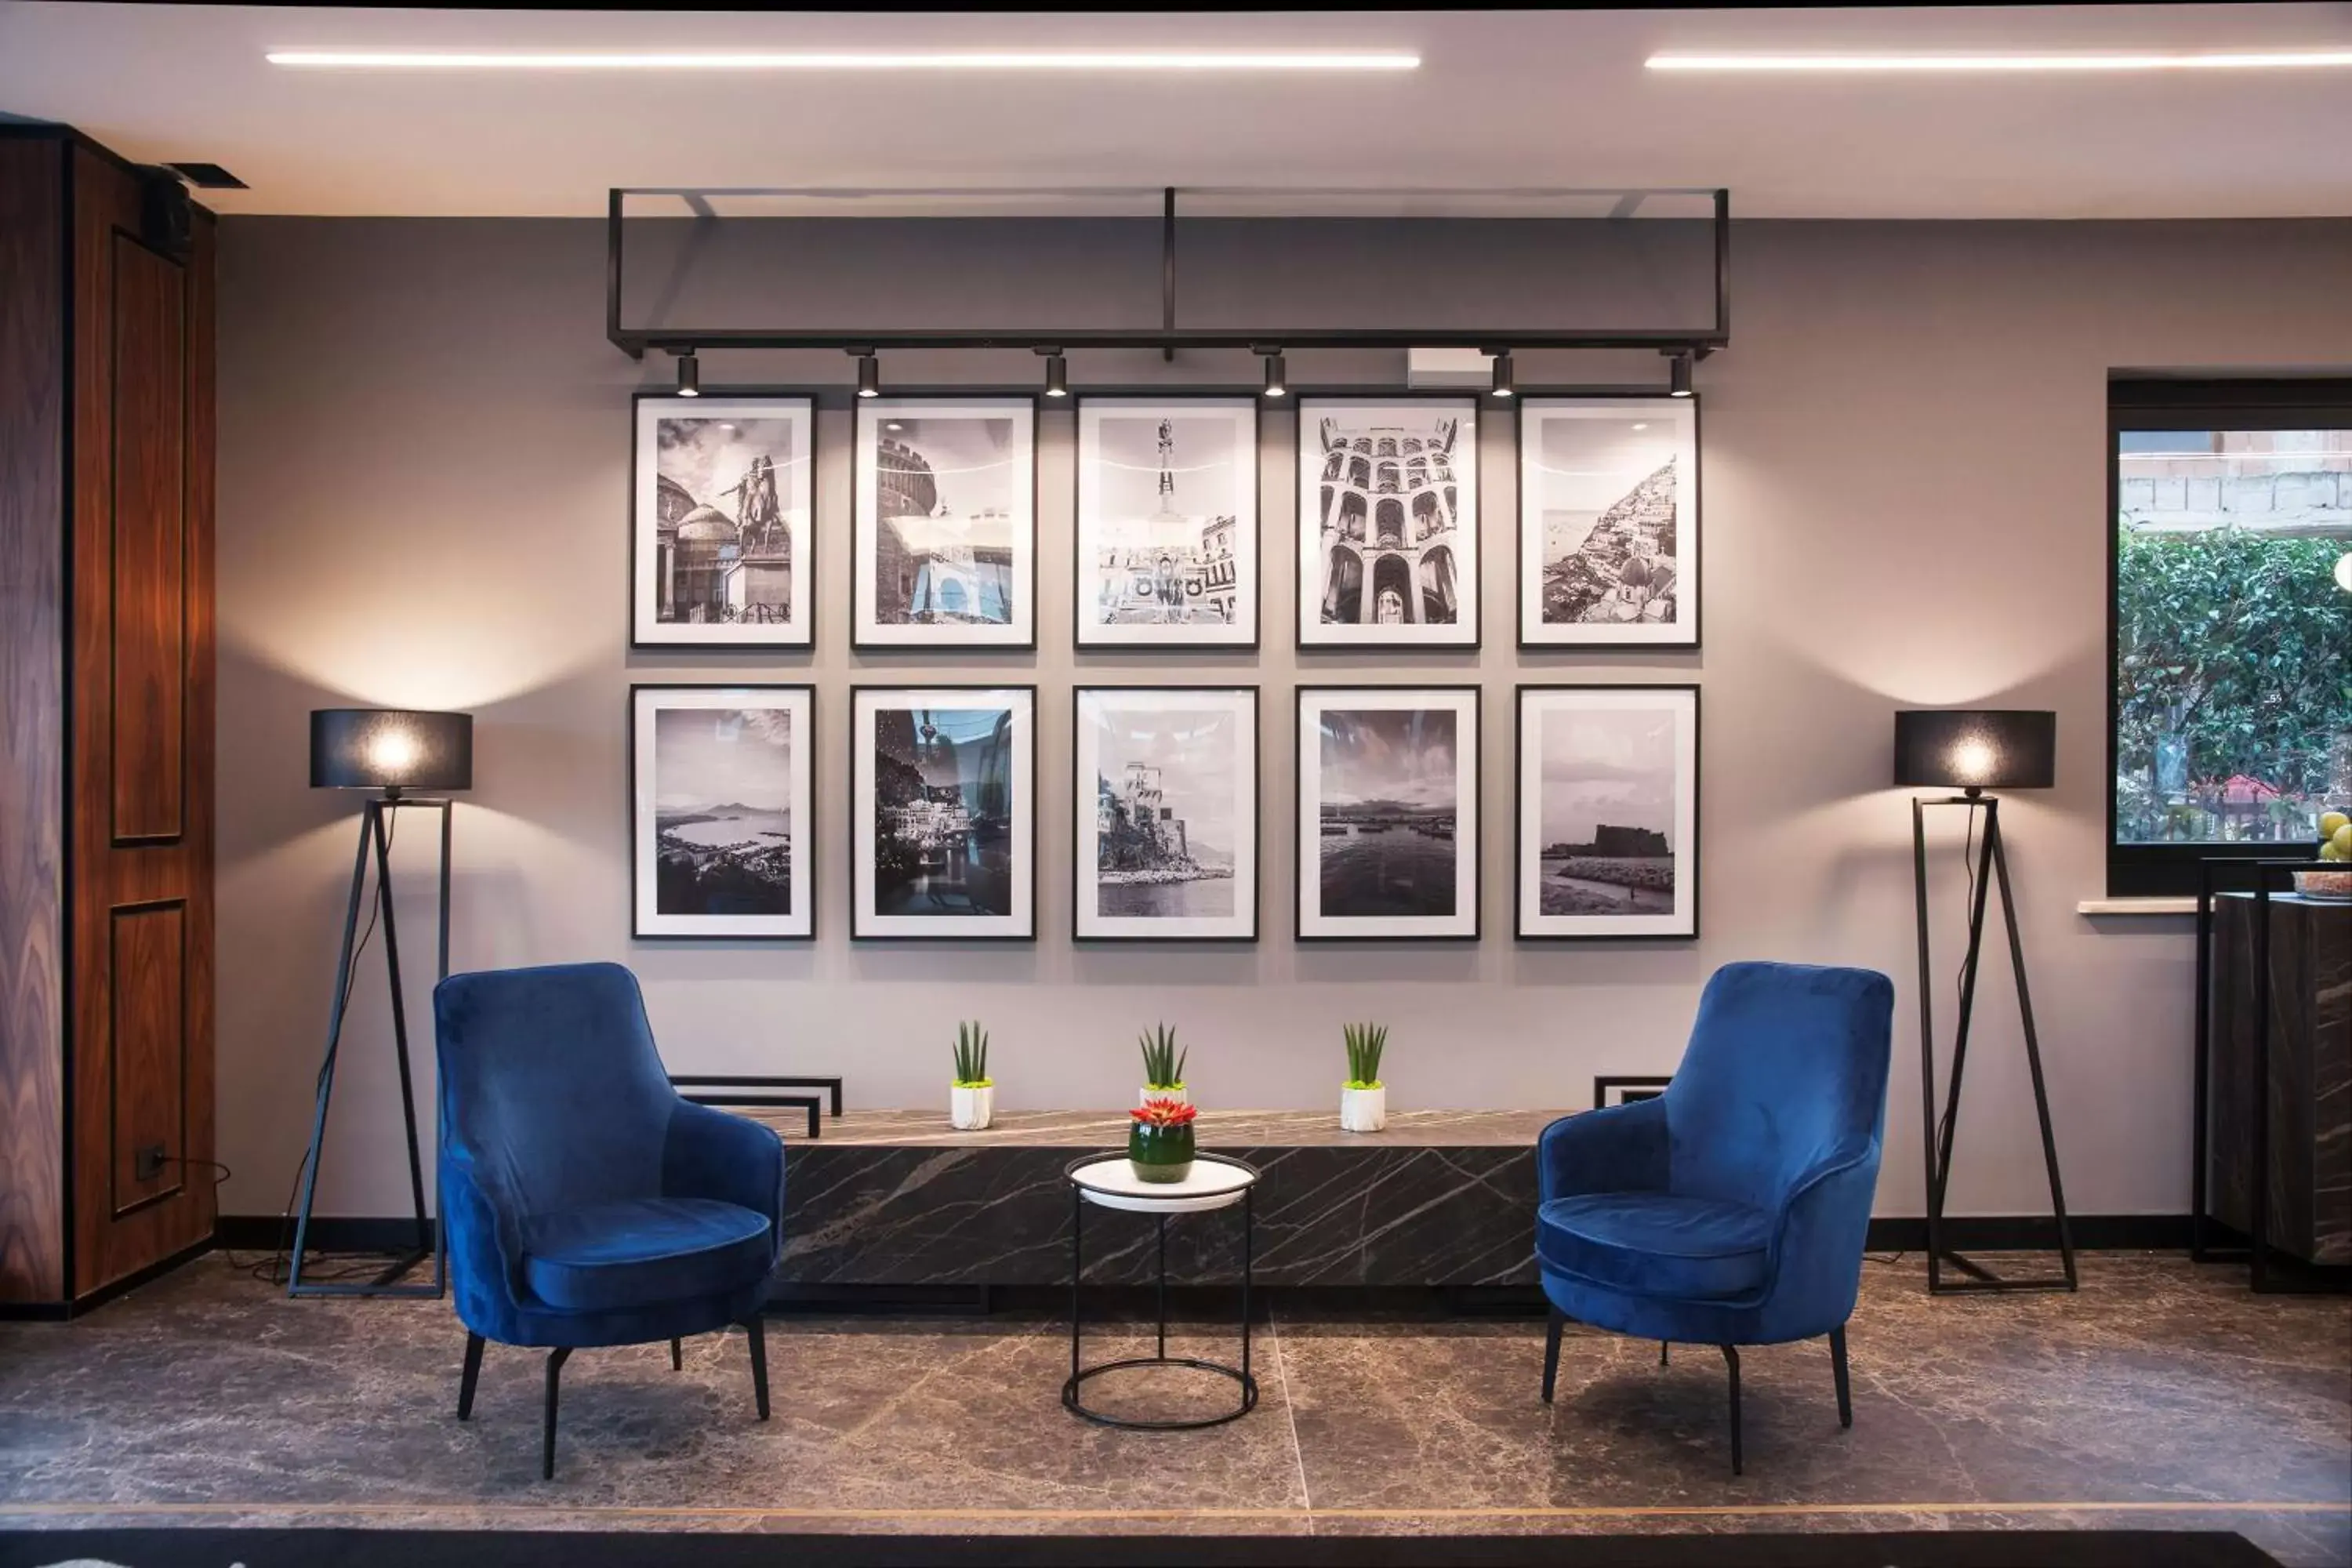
top-left (1538, 1192), bottom-right (1773, 1301)
top-left (520, 1196), bottom-right (773, 1315)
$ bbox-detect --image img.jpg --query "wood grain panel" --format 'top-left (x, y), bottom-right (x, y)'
top-left (0, 139), bottom-right (68, 1305)
top-left (108, 901), bottom-right (186, 1217)
top-left (107, 233), bottom-right (187, 844)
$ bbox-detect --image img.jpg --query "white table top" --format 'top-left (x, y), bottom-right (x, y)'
top-left (1067, 1153), bottom-right (1258, 1214)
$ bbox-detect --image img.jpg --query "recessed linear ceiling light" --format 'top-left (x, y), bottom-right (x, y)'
top-left (1646, 49), bottom-right (2352, 74)
top-left (265, 49), bottom-right (1421, 72)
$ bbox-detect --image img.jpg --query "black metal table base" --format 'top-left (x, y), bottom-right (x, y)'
top-left (1065, 1163), bottom-right (1258, 1432)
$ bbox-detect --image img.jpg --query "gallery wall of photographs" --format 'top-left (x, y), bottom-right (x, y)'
top-left (626, 389), bottom-right (1702, 946)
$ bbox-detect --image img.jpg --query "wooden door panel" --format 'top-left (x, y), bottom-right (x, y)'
top-left (107, 233), bottom-right (187, 846)
top-left (108, 900), bottom-right (187, 1216)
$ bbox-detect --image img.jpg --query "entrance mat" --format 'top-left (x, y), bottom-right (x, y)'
top-left (0, 1529), bottom-right (2284, 1567)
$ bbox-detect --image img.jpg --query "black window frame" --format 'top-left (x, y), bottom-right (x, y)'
top-left (2107, 376), bottom-right (2352, 897)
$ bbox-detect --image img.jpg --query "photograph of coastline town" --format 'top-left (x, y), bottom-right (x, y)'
top-left (633, 687), bottom-right (811, 938)
top-left (1076, 688), bottom-right (1255, 939)
top-left (1310, 702), bottom-right (1468, 925)
top-left (1520, 400), bottom-right (1696, 646)
top-left (867, 701), bottom-right (1022, 922)
top-left (1519, 686), bottom-right (1697, 938)
top-left (1076, 403), bottom-right (1254, 644)
top-left (857, 403), bottom-right (1033, 644)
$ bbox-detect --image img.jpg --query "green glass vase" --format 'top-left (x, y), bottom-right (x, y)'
top-left (1127, 1121), bottom-right (1196, 1184)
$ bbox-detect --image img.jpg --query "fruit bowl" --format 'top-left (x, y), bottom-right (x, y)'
top-left (2292, 869), bottom-right (2352, 902)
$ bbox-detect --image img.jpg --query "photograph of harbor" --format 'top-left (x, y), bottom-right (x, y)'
top-left (1076, 401), bottom-right (1257, 646)
top-left (1518, 399), bottom-right (1697, 648)
top-left (1516, 684), bottom-right (1699, 939)
top-left (854, 687), bottom-right (1035, 939)
top-left (855, 400), bottom-right (1035, 647)
top-left (1076, 687), bottom-right (1257, 941)
top-left (633, 396), bottom-right (813, 647)
top-left (630, 685), bottom-right (812, 938)
top-left (1298, 688), bottom-right (1479, 939)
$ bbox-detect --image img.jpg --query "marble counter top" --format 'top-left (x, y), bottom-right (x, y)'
top-left (740, 1107), bottom-right (1566, 1148)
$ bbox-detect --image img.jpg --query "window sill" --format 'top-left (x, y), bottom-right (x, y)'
top-left (2076, 898), bottom-right (2198, 916)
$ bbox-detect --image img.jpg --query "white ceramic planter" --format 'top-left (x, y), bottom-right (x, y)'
top-left (1339, 1083), bottom-right (1387, 1133)
top-left (1141, 1084), bottom-right (1190, 1108)
top-left (950, 1083), bottom-right (995, 1131)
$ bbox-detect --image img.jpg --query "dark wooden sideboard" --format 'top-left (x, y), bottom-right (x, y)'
top-left (0, 125), bottom-right (217, 1312)
top-left (2207, 891), bottom-right (2351, 1271)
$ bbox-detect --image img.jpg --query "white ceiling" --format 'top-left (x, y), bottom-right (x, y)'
top-left (2, 3), bottom-right (2350, 219)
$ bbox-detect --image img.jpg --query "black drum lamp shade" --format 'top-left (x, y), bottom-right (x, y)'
top-left (1893, 710), bottom-right (2056, 793)
top-left (310, 709), bottom-right (473, 797)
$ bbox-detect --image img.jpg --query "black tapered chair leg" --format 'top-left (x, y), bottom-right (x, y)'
top-left (1540, 1308), bottom-right (1564, 1403)
top-left (1831, 1326), bottom-right (1853, 1429)
top-left (1660, 1341), bottom-right (1670, 1367)
top-left (745, 1315), bottom-right (771, 1421)
top-left (670, 1338), bottom-right (683, 1371)
top-left (542, 1347), bottom-right (571, 1480)
top-left (456, 1332), bottom-right (485, 1420)
top-left (1721, 1345), bottom-right (1744, 1475)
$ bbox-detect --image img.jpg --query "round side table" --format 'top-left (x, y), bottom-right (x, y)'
top-left (1062, 1151), bottom-right (1261, 1430)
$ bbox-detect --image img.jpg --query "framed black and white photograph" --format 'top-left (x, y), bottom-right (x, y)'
top-left (1075, 399), bottom-right (1259, 648)
top-left (1515, 684), bottom-right (1700, 940)
top-left (633, 395), bottom-right (815, 648)
top-left (1594, 1075), bottom-right (1674, 1108)
top-left (1297, 398), bottom-right (1479, 648)
top-left (1074, 687), bottom-right (1258, 942)
top-left (853, 397), bottom-right (1037, 648)
top-left (630, 684), bottom-right (814, 939)
top-left (851, 685), bottom-right (1036, 940)
top-left (1517, 397), bottom-right (1699, 648)
top-left (1296, 686), bottom-right (1480, 941)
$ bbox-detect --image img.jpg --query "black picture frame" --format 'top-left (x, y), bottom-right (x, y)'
top-left (1593, 1075), bottom-right (1674, 1109)
top-left (628, 682), bottom-right (816, 941)
top-left (1294, 683), bottom-right (1483, 943)
top-left (848, 682), bottom-right (1040, 942)
top-left (1072, 396), bottom-right (1264, 652)
top-left (1072, 684), bottom-right (1261, 945)
top-left (629, 390), bottom-right (818, 652)
top-left (1513, 394), bottom-right (1702, 652)
top-left (1294, 395), bottom-right (1482, 652)
top-left (851, 394), bottom-right (1041, 652)
top-left (1513, 683), bottom-right (1702, 942)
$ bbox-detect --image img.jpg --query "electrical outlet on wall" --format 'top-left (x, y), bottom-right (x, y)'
top-left (134, 1143), bottom-right (167, 1183)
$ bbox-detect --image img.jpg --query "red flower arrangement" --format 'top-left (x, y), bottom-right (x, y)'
top-left (1131, 1097), bottom-right (1197, 1127)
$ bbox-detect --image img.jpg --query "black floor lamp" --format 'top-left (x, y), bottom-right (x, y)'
top-left (288, 708), bottom-right (472, 1298)
top-left (1896, 709), bottom-right (2077, 1294)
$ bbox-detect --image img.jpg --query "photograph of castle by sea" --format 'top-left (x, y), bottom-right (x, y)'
top-left (1298, 688), bottom-right (1479, 941)
top-left (1515, 684), bottom-right (1700, 940)
top-left (1518, 398), bottom-right (1698, 648)
top-left (1076, 401), bottom-right (1258, 647)
top-left (630, 685), bottom-right (813, 939)
top-left (1075, 687), bottom-right (1257, 941)
top-left (854, 399), bottom-right (1036, 648)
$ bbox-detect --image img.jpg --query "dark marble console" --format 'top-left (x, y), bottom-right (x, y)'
top-left (739, 1109), bottom-right (1560, 1291)
top-left (2210, 893), bottom-right (2352, 1267)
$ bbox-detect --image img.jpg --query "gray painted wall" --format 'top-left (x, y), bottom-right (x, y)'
top-left (212, 216), bottom-right (2352, 1221)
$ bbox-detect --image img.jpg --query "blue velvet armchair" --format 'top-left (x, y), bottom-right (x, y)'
top-left (434, 962), bottom-right (786, 1478)
top-left (1536, 961), bottom-right (1894, 1473)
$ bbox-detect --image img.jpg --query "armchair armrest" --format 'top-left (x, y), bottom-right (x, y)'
top-left (1537, 1096), bottom-right (1670, 1203)
top-left (1756, 1146), bottom-right (1882, 1338)
top-left (661, 1098), bottom-right (786, 1237)
top-left (440, 1151), bottom-right (526, 1329)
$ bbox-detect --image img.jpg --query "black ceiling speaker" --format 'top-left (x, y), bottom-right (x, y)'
top-left (137, 168), bottom-right (194, 261)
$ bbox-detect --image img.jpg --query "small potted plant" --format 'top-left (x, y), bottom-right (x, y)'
top-left (1138, 1022), bottom-right (1189, 1106)
top-left (949, 1020), bottom-right (993, 1131)
top-left (1128, 1096), bottom-right (1198, 1184)
top-left (1340, 1022), bottom-right (1388, 1133)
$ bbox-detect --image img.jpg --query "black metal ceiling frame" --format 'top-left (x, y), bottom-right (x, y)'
top-left (605, 185), bottom-right (1729, 361)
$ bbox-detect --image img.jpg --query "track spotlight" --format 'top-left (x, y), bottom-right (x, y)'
top-left (1668, 351), bottom-right (1694, 398)
top-left (1490, 350), bottom-right (1515, 399)
top-left (674, 349), bottom-right (699, 397)
top-left (1042, 351), bottom-right (1069, 398)
top-left (1261, 348), bottom-right (1288, 399)
top-left (855, 351), bottom-right (880, 398)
